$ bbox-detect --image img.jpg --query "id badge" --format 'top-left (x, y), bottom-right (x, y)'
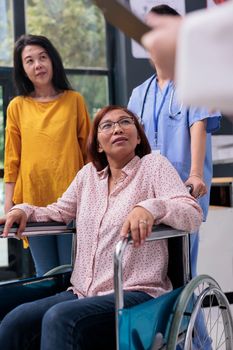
top-left (152, 146), bottom-right (161, 155)
top-left (152, 133), bottom-right (161, 155)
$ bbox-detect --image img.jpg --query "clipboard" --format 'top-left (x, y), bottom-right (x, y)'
top-left (93, 0), bottom-right (151, 44)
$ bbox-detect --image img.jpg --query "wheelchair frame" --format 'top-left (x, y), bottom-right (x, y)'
top-left (114, 225), bottom-right (233, 350)
top-left (1, 223), bottom-right (233, 349)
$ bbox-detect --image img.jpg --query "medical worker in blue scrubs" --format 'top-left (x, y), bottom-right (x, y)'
top-left (128, 5), bottom-right (221, 277)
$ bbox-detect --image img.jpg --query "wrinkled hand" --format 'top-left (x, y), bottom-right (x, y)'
top-left (120, 207), bottom-right (154, 247)
top-left (0, 209), bottom-right (27, 238)
top-left (185, 176), bottom-right (207, 199)
top-left (141, 14), bottom-right (182, 80)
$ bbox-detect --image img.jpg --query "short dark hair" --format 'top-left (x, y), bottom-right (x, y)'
top-left (13, 34), bottom-right (72, 95)
top-left (150, 4), bottom-right (180, 16)
top-left (87, 105), bottom-right (151, 171)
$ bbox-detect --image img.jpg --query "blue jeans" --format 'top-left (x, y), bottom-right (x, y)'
top-left (29, 234), bottom-right (72, 276)
top-left (0, 290), bottom-right (152, 350)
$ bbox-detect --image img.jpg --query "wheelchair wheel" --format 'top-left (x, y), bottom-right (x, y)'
top-left (167, 275), bottom-right (233, 350)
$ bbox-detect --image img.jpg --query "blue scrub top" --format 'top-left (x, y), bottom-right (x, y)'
top-left (128, 75), bottom-right (221, 220)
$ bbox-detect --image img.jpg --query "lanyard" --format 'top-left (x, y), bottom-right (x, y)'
top-left (153, 80), bottom-right (170, 144)
top-left (140, 74), bottom-right (156, 125)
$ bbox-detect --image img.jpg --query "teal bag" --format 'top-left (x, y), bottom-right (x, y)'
top-left (118, 287), bottom-right (183, 350)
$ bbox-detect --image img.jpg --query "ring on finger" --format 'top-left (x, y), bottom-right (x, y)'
top-left (139, 219), bottom-right (147, 225)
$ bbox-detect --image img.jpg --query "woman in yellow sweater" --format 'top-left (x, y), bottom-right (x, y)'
top-left (4, 34), bottom-right (91, 276)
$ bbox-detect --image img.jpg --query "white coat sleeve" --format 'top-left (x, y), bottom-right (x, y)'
top-left (176, 1), bottom-right (233, 116)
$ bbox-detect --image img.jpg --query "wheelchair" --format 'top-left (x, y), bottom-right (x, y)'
top-left (114, 225), bottom-right (233, 350)
top-left (1, 223), bottom-right (233, 349)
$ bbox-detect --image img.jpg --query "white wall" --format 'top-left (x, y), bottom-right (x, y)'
top-left (197, 206), bottom-right (233, 293)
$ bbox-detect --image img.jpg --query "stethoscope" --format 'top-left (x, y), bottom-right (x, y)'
top-left (139, 74), bottom-right (183, 127)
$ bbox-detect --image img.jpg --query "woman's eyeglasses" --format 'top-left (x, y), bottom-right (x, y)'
top-left (98, 117), bottom-right (135, 134)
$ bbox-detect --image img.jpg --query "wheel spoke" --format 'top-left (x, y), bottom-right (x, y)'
top-left (167, 275), bottom-right (233, 350)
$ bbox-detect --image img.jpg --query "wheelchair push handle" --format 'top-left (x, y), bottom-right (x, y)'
top-left (186, 184), bottom-right (193, 195)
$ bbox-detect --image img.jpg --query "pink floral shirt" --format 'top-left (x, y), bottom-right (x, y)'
top-left (15, 154), bottom-right (202, 298)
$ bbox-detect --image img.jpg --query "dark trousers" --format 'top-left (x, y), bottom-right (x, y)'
top-left (0, 290), bottom-right (152, 350)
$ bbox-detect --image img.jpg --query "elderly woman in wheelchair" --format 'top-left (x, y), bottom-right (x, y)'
top-left (0, 105), bottom-right (211, 349)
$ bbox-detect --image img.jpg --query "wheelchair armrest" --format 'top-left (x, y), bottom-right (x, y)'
top-left (130, 224), bottom-right (188, 242)
top-left (0, 220), bottom-right (77, 269)
top-left (114, 224), bottom-right (190, 311)
top-left (0, 220), bottom-right (76, 238)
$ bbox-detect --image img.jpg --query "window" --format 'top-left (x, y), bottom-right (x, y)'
top-left (0, 86), bottom-right (4, 172)
top-left (0, 85), bottom-right (7, 270)
top-left (68, 73), bottom-right (109, 118)
top-left (26, 0), bottom-right (107, 69)
top-left (0, 0), bottom-right (111, 281)
top-left (0, 0), bottom-right (14, 67)
top-left (25, 0), bottom-right (109, 117)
